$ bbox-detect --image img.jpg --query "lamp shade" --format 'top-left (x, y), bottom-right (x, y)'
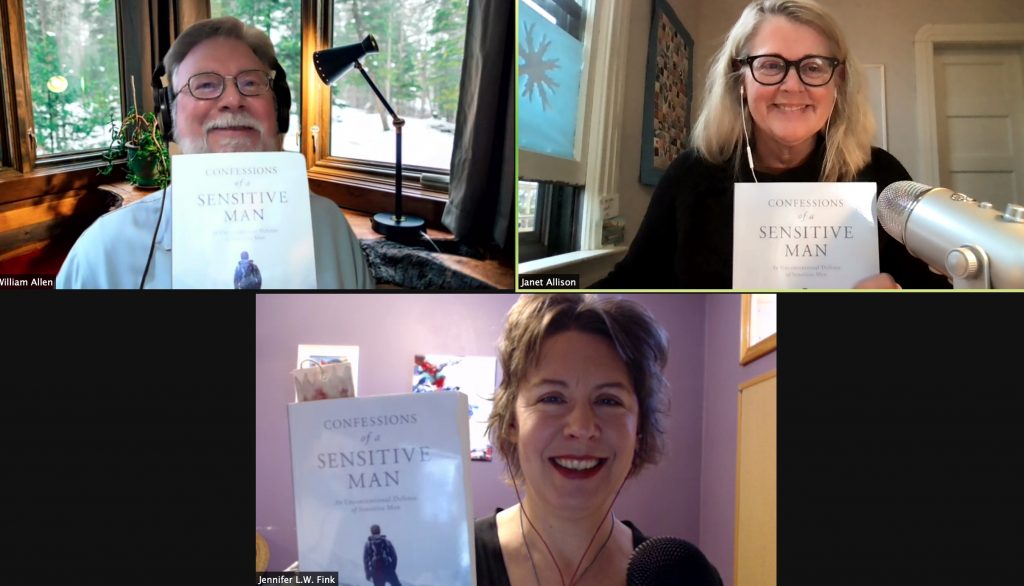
top-left (313, 35), bottom-right (379, 85)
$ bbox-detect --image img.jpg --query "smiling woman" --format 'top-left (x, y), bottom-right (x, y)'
top-left (475, 294), bottom-right (723, 586)
top-left (593, 0), bottom-right (952, 291)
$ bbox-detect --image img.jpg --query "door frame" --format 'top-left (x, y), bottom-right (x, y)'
top-left (915, 24), bottom-right (1024, 186)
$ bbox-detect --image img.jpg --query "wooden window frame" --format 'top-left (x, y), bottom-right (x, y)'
top-left (740, 294), bottom-right (778, 365)
top-left (0, 0), bottom-right (35, 177)
top-left (1, 0), bottom-right (449, 224)
top-left (299, 0), bottom-right (449, 227)
top-left (0, 0), bottom-right (169, 205)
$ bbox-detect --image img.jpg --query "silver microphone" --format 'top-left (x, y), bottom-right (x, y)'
top-left (876, 181), bottom-right (1024, 289)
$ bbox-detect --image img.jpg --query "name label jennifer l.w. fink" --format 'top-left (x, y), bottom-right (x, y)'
top-left (733, 182), bottom-right (879, 289)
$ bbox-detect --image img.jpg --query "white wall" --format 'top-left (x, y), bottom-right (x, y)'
top-left (613, 0), bottom-right (1024, 251)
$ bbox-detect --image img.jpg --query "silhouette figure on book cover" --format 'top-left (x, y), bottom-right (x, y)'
top-left (364, 524), bottom-right (401, 585)
top-left (234, 251), bottom-right (262, 289)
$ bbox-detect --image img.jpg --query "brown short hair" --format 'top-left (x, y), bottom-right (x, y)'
top-left (488, 294), bottom-right (670, 481)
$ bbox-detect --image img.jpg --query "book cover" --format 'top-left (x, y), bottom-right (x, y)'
top-left (288, 392), bottom-right (476, 585)
top-left (171, 151), bottom-right (316, 289)
top-left (733, 182), bottom-right (879, 289)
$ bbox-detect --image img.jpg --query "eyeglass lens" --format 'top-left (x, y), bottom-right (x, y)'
top-left (750, 56), bottom-right (835, 86)
top-left (188, 71), bottom-right (270, 99)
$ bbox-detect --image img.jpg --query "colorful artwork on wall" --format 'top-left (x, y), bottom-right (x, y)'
top-left (641, 0), bottom-right (694, 185)
top-left (412, 354), bottom-right (497, 461)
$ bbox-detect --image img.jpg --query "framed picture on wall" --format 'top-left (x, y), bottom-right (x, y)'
top-left (740, 294), bottom-right (777, 365)
top-left (640, 0), bottom-right (694, 186)
top-left (411, 354), bottom-right (497, 462)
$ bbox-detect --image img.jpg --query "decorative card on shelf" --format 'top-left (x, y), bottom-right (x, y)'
top-left (287, 392), bottom-right (475, 585)
top-left (602, 216), bottom-right (626, 247)
top-left (412, 354), bottom-right (496, 462)
top-left (733, 182), bottom-right (879, 289)
top-left (298, 345), bottom-right (359, 396)
top-left (291, 360), bottom-right (355, 402)
top-left (171, 151), bottom-right (316, 289)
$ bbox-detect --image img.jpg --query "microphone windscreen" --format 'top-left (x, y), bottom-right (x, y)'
top-left (626, 536), bottom-right (722, 586)
top-left (876, 180), bottom-right (932, 244)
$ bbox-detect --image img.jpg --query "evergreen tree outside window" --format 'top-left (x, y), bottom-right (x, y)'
top-left (210, 0), bottom-right (302, 153)
top-left (23, 0), bottom-right (122, 157)
top-left (329, 0), bottom-right (467, 172)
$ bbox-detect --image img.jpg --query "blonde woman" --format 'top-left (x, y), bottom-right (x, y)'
top-left (594, 0), bottom-right (949, 290)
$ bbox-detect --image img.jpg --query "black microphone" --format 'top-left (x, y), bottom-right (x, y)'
top-left (627, 536), bottom-right (723, 586)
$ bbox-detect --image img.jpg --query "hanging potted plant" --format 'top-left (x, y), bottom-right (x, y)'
top-left (99, 107), bottom-right (170, 190)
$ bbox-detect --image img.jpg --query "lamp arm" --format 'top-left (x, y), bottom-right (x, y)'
top-left (353, 61), bottom-right (401, 123)
top-left (354, 60), bottom-right (406, 224)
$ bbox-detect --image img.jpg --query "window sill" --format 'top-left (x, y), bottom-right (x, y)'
top-left (518, 247), bottom-right (627, 274)
top-left (0, 159), bottom-right (119, 206)
top-left (343, 209), bottom-right (514, 290)
top-left (307, 163), bottom-right (449, 228)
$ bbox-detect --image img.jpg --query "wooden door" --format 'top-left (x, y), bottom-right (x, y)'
top-left (934, 46), bottom-right (1024, 208)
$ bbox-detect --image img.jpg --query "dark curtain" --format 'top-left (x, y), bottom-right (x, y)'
top-left (442, 0), bottom-right (515, 255)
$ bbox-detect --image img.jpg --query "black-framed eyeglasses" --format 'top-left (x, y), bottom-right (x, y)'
top-left (173, 69), bottom-right (275, 100)
top-left (735, 54), bottom-right (842, 87)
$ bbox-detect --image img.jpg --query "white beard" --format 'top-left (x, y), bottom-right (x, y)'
top-left (173, 110), bottom-right (281, 154)
top-left (176, 130), bottom-right (280, 153)
top-left (178, 134), bottom-right (280, 154)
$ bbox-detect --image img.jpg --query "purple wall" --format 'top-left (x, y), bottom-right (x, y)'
top-left (256, 293), bottom-right (773, 581)
top-left (256, 293), bottom-right (515, 571)
top-left (699, 295), bottom-right (777, 586)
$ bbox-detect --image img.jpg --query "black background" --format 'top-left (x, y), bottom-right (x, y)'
top-left (779, 292), bottom-right (1022, 586)
top-left (2, 291), bottom-right (1021, 585)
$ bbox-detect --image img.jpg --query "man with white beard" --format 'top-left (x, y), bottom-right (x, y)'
top-left (56, 16), bottom-right (374, 289)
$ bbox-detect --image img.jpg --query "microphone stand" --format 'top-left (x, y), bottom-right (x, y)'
top-left (352, 60), bottom-right (425, 239)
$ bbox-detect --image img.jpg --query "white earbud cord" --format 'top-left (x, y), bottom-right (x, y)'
top-left (740, 85), bottom-right (758, 183)
top-left (740, 86), bottom-right (839, 184)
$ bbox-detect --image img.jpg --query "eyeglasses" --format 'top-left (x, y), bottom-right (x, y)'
top-left (735, 54), bottom-right (842, 87)
top-left (174, 69), bottom-right (275, 100)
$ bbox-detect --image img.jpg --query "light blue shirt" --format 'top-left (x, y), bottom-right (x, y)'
top-left (55, 189), bottom-right (374, 289)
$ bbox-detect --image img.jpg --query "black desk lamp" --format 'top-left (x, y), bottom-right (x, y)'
top-left (313, 35), bottom-right (426, 239)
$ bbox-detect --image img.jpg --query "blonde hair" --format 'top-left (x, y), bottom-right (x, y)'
top-left (488, 295), bottom-right (670, 482)
top-left (691, 0), bottom-right (874, 181)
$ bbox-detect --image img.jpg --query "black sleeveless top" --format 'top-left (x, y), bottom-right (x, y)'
top-left (474, 512), bottom-right (723, 586)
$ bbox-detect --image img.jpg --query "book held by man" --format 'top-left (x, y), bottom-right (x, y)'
top-left (171, 151), bottom-right (316, 289)
top-left (733, 182), bottom-right (879, 289)
top-left (287, 391), bottom-right (475, 585)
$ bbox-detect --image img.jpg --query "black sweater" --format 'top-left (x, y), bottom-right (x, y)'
top-left (593, 141), bottom-right (951, 289)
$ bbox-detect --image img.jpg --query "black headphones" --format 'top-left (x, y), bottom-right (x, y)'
top-left (151, 59), bottom-right (291, 142)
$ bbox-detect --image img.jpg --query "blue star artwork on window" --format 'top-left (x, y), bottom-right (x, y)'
top-left (518, 0), bottom-right (583, 160)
